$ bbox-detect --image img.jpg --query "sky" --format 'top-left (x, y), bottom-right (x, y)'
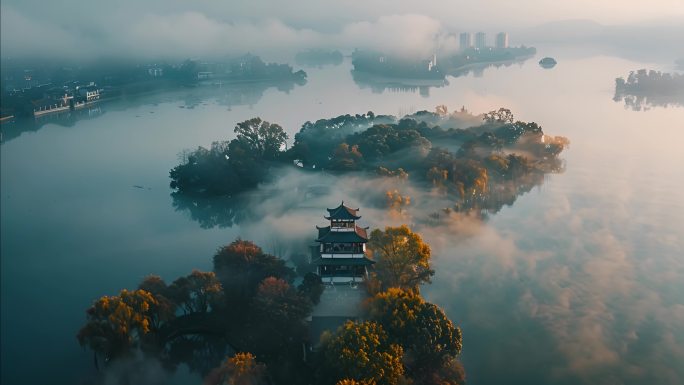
top-left (2, 0), bottom-right (684, 61)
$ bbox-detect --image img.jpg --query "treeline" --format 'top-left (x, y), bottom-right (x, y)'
top-left (170, 107), bottom-right (568, 216)
top-left (614, 69), bottom-right (684, 110)
top-left (77, 226), bottom-right (464, 385)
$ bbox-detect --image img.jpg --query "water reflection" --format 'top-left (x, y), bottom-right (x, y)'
top-left (351, 69), bottom-right (448, 96)
top-left (448, 57), bottom-right (532, 78)
top-left (0, 105), bottom-right (104, 143)
top-left (612, 69), bottom-right (684, 111)
top-left (171, 192), bottom-right (249, 229)
top-left (0, 79), bottom-right (305, 143)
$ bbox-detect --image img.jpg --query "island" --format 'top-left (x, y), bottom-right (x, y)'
top-left (350, 46), bottom-right (536, 82)
top-left (539, 57), bottom-right (557, 69)
top-left (169, 106), bottom-right (568, 228)
top-left (77, 210), bottom-right (464, 385)
top-left (613, 69), bottom-right (684, 110)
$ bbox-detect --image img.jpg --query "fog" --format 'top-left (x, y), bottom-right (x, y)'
top-left (2, 0), bottom-right (683, 61)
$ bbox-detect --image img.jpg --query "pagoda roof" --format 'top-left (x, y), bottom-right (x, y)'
top-left (316, 226), bottom-right (368, 243)
top-left (325, 202), bottom-right (361, 220)
top-left (312, 257), bottom-right (375, 266)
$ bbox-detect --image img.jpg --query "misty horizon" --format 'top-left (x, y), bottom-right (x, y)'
top-left (2, 0), bottom-right (684, 62)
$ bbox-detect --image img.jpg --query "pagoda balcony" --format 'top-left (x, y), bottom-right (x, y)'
top-left (321, 244), bottom-right (365, 255)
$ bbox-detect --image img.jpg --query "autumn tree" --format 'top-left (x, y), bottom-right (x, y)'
top-left (234, 118), bottom-right (288, 160)
top-left (168, 270), bottom-right (224, 314)
top-left (252, 277), bottom-right (312, 326)
top-left (328, 143), bottom-right (364, 171)
top-left (213, 239), bottom-right (295, 307)
top-left (367, 288), bottom-right (463, 375)
top-left (367, 225), bottom-right (434, 291)
top-left (336, 380), bottom-right (375, 385)
top-left (137, 275), bottom-right (177, 330)
top-left (77, 289), bottom-right (160, 362)
top-left (205, 352), bottom-right (269, 385)
top-left (319, 321), bottom-right (404, 385)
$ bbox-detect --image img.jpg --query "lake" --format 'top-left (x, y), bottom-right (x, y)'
top-left (2, 47), bottom-right (683, 385)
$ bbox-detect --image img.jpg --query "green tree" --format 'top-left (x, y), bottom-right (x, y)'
top-left (77, 289), bottom-right (160, 361)
top-left (234, 118), bottom-right (288, 160)
top-left (319, 321), bottom-right (404, 385)
top-left (367, 225), bottom-right (434, 291)
top-left (367, 288), bottom-right (462, 374)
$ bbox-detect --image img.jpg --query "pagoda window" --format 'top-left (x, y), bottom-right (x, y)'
top-left (331, 220), bottom-right (354, 229)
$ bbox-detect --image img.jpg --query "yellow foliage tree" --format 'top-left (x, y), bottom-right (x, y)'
top-left (367, 226), bottom-right (433, 291)
top-left (77, 289), bottom-right (160, 360)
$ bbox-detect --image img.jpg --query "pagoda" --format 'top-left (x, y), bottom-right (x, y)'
top-left (312, 202), bottom-right (375, 284)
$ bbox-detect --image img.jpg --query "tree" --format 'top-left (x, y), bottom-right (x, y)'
top-left (77, 289), bottom-right (160, 361)
top-left (336, 380), bottom-right (375, 385)
top-left (168, 270), bottom-right (224, 314)
top-left (385, 190), bottom-right (410, 213)
top-left (234, 118), bottom-right (288, 160)
top-left (348, 124), bottom-right (431, 163)
top-left (367, 288), bottom-right (463, 374)
top-left (137, 275), bottom-right (177, 330)
top-left (328, 143), bottom-right (364, 171)
top-left (298, 272), bottom-right (325, 305)
top-left (319, 321), bottom-right (404, 385)
top-left (213, 239), bottom-right (295, 306)
top-left (367, 225), bottom-right (434, 291)
top-left (483, 107), bottom-right (514, 124)
top-left (252, 277), bottom-right (312, 325)
top-left (205, 352), bottom-right (269, 385)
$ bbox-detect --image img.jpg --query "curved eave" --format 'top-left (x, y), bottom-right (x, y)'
top-left (312, 257), bottom-right (375, 266)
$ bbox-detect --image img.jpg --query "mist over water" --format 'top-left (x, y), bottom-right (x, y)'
top-left (2, 48), bottom-right (684, 385)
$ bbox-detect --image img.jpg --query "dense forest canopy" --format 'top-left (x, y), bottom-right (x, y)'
top-left (169, 106), bottom-right (569, 227)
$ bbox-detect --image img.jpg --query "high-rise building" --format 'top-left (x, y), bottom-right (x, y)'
top-left (475, 32), bottom-right (487, 49)
top-left (495, 32), bottom-right (509, 49)
top-left (459, 32), bottom-right (473, 50)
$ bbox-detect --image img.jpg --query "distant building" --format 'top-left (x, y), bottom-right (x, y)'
top-left (459, 32), bottom-right (473, 50)
top-left (147, 67), bottom-right (164, 77)
top-left (77, 84), bottom-right (100, 102)
top-left (427, 53), bottom-right (437, 71)
top-left (496, 32), bottom-right (509, 49)
top-left (475, 32), bottom-right (487, 49)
